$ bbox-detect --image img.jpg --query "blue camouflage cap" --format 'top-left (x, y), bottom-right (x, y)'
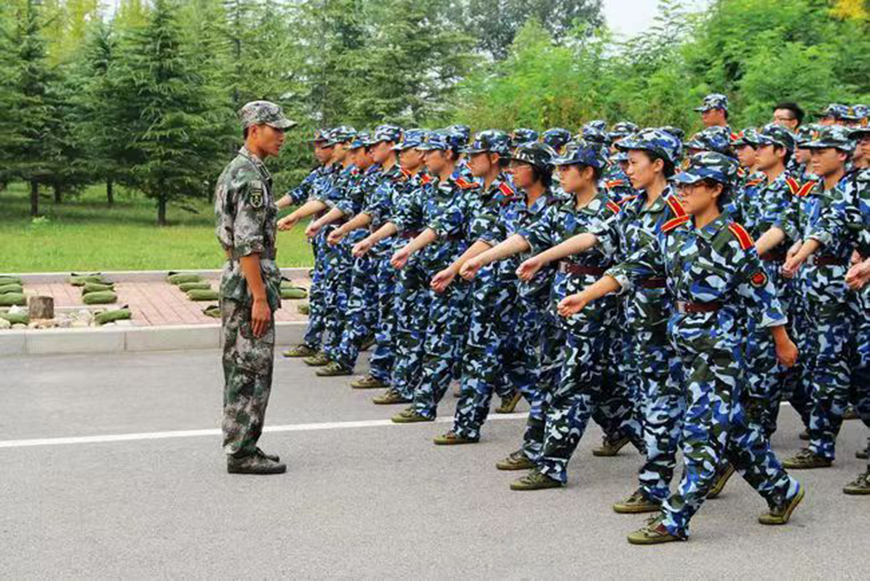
top-left (611, 151), bottom-right (629, 163)
top-left (448, 124), bottom-right (471, 146)
top-left (462, 129), bottom-right (511, 156)
top-left (694, 93), bottom-right (729, 112)
top-left (685, 126), bottom-right (734, 156)
top-left (795, 125), bottom-right (817, 147)
top-left (616, 128), bottom-right (682, 166)
top-left (551, 139), bottom-right (608, 169)
top-left (510, 128), bottom-right (539, 148)
top-left (239, 100), bottom-right (297, 130)
top-left (580, 124), bottom-right (609, 145)
top-left (541, 128), bottom-right (573, 150)
top-left (418, 129), bottom-right (465, 151)
top-left (819, 103), bottom-right (850, 120)
top-left (659, 126), bottom-right (685, 142)
top-left (804, 125), bottom-right (856, 152)
top-left (325, 125), bottom-right (357, 145)
top-left (585, 120), bottom-right (608, 132)
top-left (307, 128), bottom-right (330, 144)
top-left (671, 151), bottom-right (739, 186)
top-left (370, 124), bottom-right (403, 144)
top-left (608, 121), bottom-right (639, 141)
top-left (393, 128), bottom-right (427, 150)
top-left (732, 128), bottom-right (760, 148)
top-left (349, 131), bottom-right (372, 149)
top-left (755, 123), bottom-right (796, 152)
top-left (843, 104), bottom-right (868, 123)
top-left (850, 125), bottom-right (870, 139)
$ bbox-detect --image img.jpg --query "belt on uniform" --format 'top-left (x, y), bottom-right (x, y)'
top-left (400, 230), bottom-right (421, 239)
top-left (228, 249), bottom-right (277, 261)
top-left (638, 277), bottom-right (667, 289)
top-left (442, 234), bottom-right (464, 242)
top-left (558, 262), bottom-right (606, 276)
top-left (760, 251), bottom-right (787, 262)
top-left (808, 255), bottom-right (843, 266)
top-left (675, 301), bottom-right (722, 314)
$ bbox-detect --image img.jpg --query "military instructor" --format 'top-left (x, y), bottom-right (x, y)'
top-left (214, 100), bottom-right (296, 475)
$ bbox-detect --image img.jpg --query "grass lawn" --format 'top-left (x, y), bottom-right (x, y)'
top-left (0, 183), bottom-right (314, 273)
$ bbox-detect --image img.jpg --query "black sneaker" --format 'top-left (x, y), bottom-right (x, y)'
top-left (227, 454), bottom-right (287, 475)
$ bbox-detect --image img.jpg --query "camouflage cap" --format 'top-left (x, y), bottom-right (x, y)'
top-left (371, 124), bottom-right (403, 144)
top-left (685, 126), bottom-right (734, 156)
top-left (585, 120), bottom-right (608, 132)
top-left (448, 124), bottom-right (472, 145)
top-left (580, 124), bottom-right (609, 145)
top-left (804, 125), bottom-right (856, 152)
top-left (844, 104), bottom-right (869, 123)
top-left (732, 128), bottom-right (760, 148)
top-left (795, 125), bottom-right (817, 147)
top-left (850, 125), bottom-right (870, 139)
top-left (694, 93), bottom-right (729, 112)
top-left (418, 129), bottom-right (464, 152)
top-left (671, 151), bottom-right (739, 186)
top-left (462, 129), bottom-right (511, 156)
top-left (756, 123), bottom-right (796, 152)
top-left (308, 128), bottom-right (330, 144)
top-left (551, 139), bottom-right (608, 169)
top-left (239, 100), bottom-right (296, 130)
top-left (324, 125), bottom-right (357, 146)
top-left (393, 129), bottom-right (427, 151)
top-left (611, 151), bottom-right (629, 163)
top-left (508, 141), bottom-right (556, 171)
top-left (659, 125), bottom-right (685, 142)
top-left (616, 128), bottom-right (682, 166)
top-left (608, 121), bottom-right (639, 140)
top-left (510, 128), bottom-right (540, 148)
top-left (541, 128), bottom-right (573, 150)
top-left (349, 131), bottom-right (372, 150)
top-left (818, 103), bottom-right (850, 120)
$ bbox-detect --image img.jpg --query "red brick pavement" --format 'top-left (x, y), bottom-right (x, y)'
top-left (24, 278), bottom-right (310, 327)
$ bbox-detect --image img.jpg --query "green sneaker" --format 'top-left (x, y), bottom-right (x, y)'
top-left (627, 515), bottom-right (684, 545)
top-left (782, 448), bottom-right (832, 469)
top-left (843, 405), bottom-right (858, 420)
top-left (592, 435), bottom-right (630, 457)
top-left (391, 407), bottom-right (434, 424)
top-left (297, 303), bottom-right (310, 315)
top-left (510, 468), bottom-right (563, 491)
top-left (303, 352), bottom-right (331, 367)
top-left (495, 449), bottom-right (536, 471)
top-left (843, 470), bottom-right (870, 495)
top-left (433, 430), bottom-right (479, 446)
top-left (613, 489), bottom-right (660, 514)
top-left (706, 463), bottom-right (736, 499)
top-left (351, 374), bottom-right (389, 389)
top-left (360, 334), bottom-right (376, 352)
top-left (283, 344), bottom-right (318, 358)
top-left (759, 485), bottom-right (804, 524)
top-left (315, 361), bottom-right (353, 377)
top-left (495, 391), bottom-right (522, 414)
top-left (373, 390), bottom-right (412, 405)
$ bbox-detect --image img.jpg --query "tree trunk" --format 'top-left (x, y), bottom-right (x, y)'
top-left (30, 180), bottom-right (39, 217)
top-left (29, 296), bottom-right (55, 320)
top-left (157, 194), bottom-right (167, 226)
top-left (53, 181), bottom-right (62, 204)
top-left (107, 179), bottom-right (114, 206)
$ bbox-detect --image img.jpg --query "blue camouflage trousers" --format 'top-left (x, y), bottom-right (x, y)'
top-left (520, 308), bottom-right (565, 462)
top-left (333, 233), bottom-right (382, 373)
top-left (452, 271), bottom-right (536, 440)
top-left (804, 299), bottom-right (853, 461)
top-left (633, 323), bottom-right (685, 504)
top-left (390, 250), bottom-right (430, 400)
top-left (412, 274), bottom-right (472, 418)
top-left (367, 245), bottom-right (397, 383)
top-left (849, 288), bottom-right (870, 466)
top-left (302, 232), bottom-right (327, 349)
top-left (321, 227), bottom-right (354, 360)
top-left (662, 332), bottom-right (798, 538)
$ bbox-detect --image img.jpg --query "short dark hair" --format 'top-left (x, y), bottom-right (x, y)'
top-left (243, 127), bottom-right (249, 139)
top-left (774, 101), bottom-right (805, 125)
top-left (640, 150), bottom-right (676, 177)
top-left (530, 165), bottom-right (553, 188)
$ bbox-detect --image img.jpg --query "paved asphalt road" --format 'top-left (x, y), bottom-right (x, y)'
top-left (1, 349), bottom-right (867, 579)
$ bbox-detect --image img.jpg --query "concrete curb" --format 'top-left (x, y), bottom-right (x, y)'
top-left (4, 267), bottom-right (312, 284)
top-left (0, 321), bottom-right (307, 357)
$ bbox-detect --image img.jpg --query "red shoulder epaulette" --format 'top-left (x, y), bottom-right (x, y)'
top-left (730, 132), bottom-right (740, 142)
top-left (796, 181), bottom-right (816, 198)
top-left (661, 215), bottom-right (691, 233)
top-left (737, 167), bottom-right (746, 179)
top-left (605, 201), bottom-right (621, 214)
top-left (785, 176), bottom-right (800, 195)
top-left (728, 222), bottom-right (755, 250)
top-left (498, 182), bottom-right (515, 197)
top-left (664, 195), bottom-right (688, 219)
top-left (605, 179), bottom-right (626, 189)
top-left (746, 178), bottom-right (765, 187)
top-left (420, 173), bottom-right (432, 185)
top-left (400, 168), bottom-right (411, 180)
top-left (455, 177), bottom-right (479, 190)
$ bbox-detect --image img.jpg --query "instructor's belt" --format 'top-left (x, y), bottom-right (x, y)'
top-left (638, 277), bottom-right (667, 289)
top-left (807, 255), bottom-right (843, 266)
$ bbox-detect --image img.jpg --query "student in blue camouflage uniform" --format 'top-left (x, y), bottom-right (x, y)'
top-left (389, 129), bottom-right (479, 423)
top-left (522, 129), bottom-right (688, 510)
top-left (503, 141), bottom-right (640, 490)
top-left (215, 101), bottom-right (296, 475)
top-left (781, 126), bottom-right (858, 469)
top-left (510, 128), bottom-right (539, 150)
top-left (818, 103), bottom-right (852, 126)
top-left (351, 130), bottom-right (433, 406)
top-left (559, 152), bottom-right (804, 544)
top-left (541, 128), bottom-right (573, 155)
top-left (427, 130), bottom-right (533, 445)
top-left (458, 142), bottom-right (567, 468)
top-left (278, 129), bottom-right (335, 359)
top-left (685, 126), bottom-right (734, 159)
